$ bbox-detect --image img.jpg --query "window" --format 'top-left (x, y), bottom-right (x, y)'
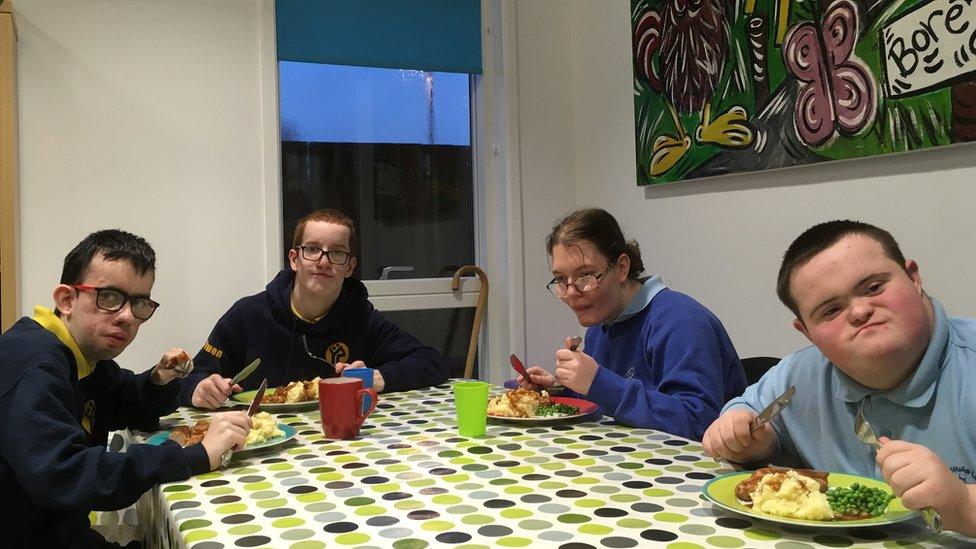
top-left (279, 62), bottom-right (481, 378)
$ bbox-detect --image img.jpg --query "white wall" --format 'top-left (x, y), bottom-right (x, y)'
top-left (16, 0), bottom-right (276, 371)
top-left (515, 0), bottom-right (976, 361)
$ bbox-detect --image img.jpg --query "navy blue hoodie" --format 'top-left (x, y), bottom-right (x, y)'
top-left (0, 312), bottom-right (210, 547)
top-left (181, 269), bottom-right (449, 403)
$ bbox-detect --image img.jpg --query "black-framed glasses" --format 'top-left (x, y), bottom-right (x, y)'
top-left (71, 284), bottom-right (160, 321)
top-left (296, 246), bottom-right (352, 265)
top-left (546, 260), bottom-right (616, 298)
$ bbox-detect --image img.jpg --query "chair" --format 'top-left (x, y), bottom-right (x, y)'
top-left (741, 356), bottom-right (780, 385)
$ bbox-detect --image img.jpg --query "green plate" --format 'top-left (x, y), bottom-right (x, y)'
top-left (231, 389), bottom-right (319, 412)
top-left (147, 423), bottom-right (298, 453)
top-left (701, 470), bottom-right (919, 528)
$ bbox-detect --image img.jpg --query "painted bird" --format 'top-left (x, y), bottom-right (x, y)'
top-left (634, 0), bottom-right (753, 176)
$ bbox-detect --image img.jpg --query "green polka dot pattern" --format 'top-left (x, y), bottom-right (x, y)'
top-left (90, 382), bottom-right (953, 547)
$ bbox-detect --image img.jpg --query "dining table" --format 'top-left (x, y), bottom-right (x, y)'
top-left (92, 380), bottom-right (974, 548)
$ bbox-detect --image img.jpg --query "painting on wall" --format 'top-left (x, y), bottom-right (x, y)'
top-left (632, 0), bottom-right (976, 185)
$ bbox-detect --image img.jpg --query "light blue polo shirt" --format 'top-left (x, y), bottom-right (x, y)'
top-left (724, 297), bottom-right (976, 484)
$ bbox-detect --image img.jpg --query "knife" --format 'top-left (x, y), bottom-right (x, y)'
top-left (750, 385), bottom-right (796, 433)
top-left (220, 377), bottom-right (267, 467)
top-left (231, 358), bottom-right (261, 385)
top-left (509, 353), bottom-right (530, 379)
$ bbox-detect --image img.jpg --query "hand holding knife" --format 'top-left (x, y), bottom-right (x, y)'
top-left (750, 385), bottom-right (796, 432)
top-left (220, 377), bottom-right (266, 467)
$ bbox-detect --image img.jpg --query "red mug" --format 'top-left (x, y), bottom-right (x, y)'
top-left (319, 377), bottom-right (378, 440)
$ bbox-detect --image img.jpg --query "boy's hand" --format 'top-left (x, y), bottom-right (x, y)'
top-left (702, 408), bottom-right (778, 464)
top-left (877, 437), bottom-right (976, 535)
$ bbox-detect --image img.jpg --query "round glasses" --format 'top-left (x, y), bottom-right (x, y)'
top-left (71, 285), bottom-right (160, 321)
top-left (296, 246), bottom-right (352, 265)
top-left (546, 261), bottom-right (615, 298)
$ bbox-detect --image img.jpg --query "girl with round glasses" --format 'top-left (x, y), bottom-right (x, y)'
top-left (518, 208), bottom-right (747, 440)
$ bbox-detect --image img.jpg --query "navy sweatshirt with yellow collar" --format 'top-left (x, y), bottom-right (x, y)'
top-left (0, 307), bottom-right (210, 547)
top-left (180, 269), bottom-right (449, 404)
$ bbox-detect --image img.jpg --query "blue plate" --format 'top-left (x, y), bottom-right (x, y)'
top-left (146, 423), bottom-right (298, 453)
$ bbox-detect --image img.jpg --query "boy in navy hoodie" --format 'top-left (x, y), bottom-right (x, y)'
top-left (0, 229), bottom-right (251, 547)
top-left (182, 209), bottom-right (449, 408)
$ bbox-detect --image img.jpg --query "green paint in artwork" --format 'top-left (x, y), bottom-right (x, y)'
top-left (571, 459), bottom-right (596, 467)
top-left (518, 519), bottom-right (552, 530)
top-left (407, 478), bottom-right (436, 488)
top-left (490, 478), bottom-right (518, 486)
top-left (643, 488), bottom-right (674, 497)
top-left (610, 494), bottom-right (641, 503)
top-left (539, 462), bottom-right (565, 471)
top-left (503, 485), bottom-right (532, 495)
top-left (665, 543), bottom-right (705, 549)
top-left (636, 469), bottom-right (662, 477)
top-left (617, 462), bottom-right (643, 470)
top-left (539, 481), bottom-right (567, 490)
top-left (316, 472), bottom-right (343, 481)
top-left (243, 481), bottom-right (272, 490)
top-left (296, 492), bottom-right (326, 503)
top-left (268, 462), bottom-right (294, 471)
top-left (164, 492), bottom-right (193, 501)
top-left (205, 487), bottom-right (233, 496)
top-left (664, 465), bottom-right (692, 473)
top-left (442, 474), bottom-right (470, 483)
top-left (162, 484), bottom-right (191, 492)
top-left (570, 477), bottom-right (598, 485)
top-left (385, 464), bottom-right (410, 472)
top-left (508, 466), bottom-right (534, 474)
top-left (617, 518), bottom-right (651, 528)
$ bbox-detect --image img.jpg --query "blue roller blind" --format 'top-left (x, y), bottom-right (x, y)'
top-left (275, 0), bottom-right (482, 74)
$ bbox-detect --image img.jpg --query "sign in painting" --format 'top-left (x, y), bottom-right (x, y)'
top-left (632, 0), bottom-right (976, 185)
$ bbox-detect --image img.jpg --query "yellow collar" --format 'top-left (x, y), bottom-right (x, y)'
top-left (290, 293), bottom-right (325, 323)
top-left (31, 305), bottom-right (93, 380)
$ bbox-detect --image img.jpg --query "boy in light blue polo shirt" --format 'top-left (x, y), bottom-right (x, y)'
top-left (703, 220), bottom-right (976, 537)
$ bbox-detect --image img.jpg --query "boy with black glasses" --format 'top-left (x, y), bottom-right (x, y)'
top-left (0, 229), bottom-right (252, 547)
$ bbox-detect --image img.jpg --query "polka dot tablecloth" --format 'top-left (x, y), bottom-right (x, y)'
top-left (95, 381), bottom-right (972, 548)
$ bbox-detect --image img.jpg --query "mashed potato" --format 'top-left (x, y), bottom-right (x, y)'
top-left (245, 412), bottom-right (284, 445)
top-left (751, 470), bottom-right (834, 520)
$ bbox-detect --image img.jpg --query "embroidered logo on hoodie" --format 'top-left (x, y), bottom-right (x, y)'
top-left (325, 342), bottom-right (350, 365)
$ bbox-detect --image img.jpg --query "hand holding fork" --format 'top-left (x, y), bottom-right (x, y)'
top-left (855, 404), bottom-right (942, 533)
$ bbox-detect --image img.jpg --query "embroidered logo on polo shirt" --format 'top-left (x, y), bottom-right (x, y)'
top-left (952, 465), bottom-right (976, 484)
top-left (325, 342), bottom-right (350, 365)
top-left (202, 342), bottom-right (223, 359)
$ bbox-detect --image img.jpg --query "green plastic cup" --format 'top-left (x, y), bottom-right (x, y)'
top-left (453, 381), bottom-right (490, 437)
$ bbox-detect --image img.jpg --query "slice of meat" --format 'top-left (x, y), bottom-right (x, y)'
top-left (734, 467), bottom-right (830, 503)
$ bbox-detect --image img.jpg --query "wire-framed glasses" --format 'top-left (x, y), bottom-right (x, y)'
top-left (546, 260), bottom-right (616, 298)
top-left (71, 284), bottom-right (160, 320)
top-left (296, 246), bottom-right (352, 265)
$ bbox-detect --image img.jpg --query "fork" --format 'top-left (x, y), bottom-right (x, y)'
top-left (855, 404), bottom-right (942, 533)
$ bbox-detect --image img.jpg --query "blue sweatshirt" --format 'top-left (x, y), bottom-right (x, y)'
top-left (0, 309), bottom-right (210, 547)
top-left (181, 269), bottom-right (449, 404)
top-left (583, 277), bottom-right (746, 440)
